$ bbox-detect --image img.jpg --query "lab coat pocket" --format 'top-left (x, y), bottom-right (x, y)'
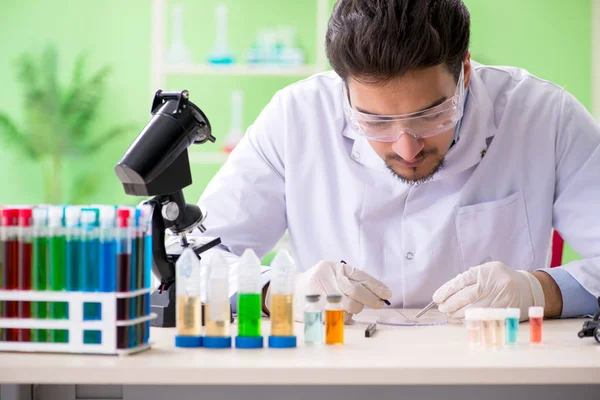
top-left (455, 191), bottom-right (534, 271)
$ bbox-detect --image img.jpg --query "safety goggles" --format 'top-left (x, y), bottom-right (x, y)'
top-left (345, 64), bottom-right (465, 142)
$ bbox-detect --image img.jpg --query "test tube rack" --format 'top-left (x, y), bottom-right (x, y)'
top-left (0, 288), bottom-right (156, 355)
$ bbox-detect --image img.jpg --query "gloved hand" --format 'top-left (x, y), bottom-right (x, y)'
top-left (432, 262), bottom-right (545, 322)
top-left (267, 260), bottom-right (392, 323)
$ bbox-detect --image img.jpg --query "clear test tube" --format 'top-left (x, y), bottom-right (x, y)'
top-left (480, 309), bottom-right (496, 347)
top-left (505, 308), bottom-right (520, 345)
top-left (492, 309), bottom-right (506, 347)
top-left (99, 206), bottom-right (117, 293)
top-left (464, 308), bottom-right (483, 347)
top-left (529, 306), bottom-right (543, 343)
top-left (235, 249), bottom-right (264, 349)
top-left (2, 208), bottom-right (20, 342)
top-left (175, 248), bottom-right (203, 348)
top-left (268, 250), bottom-right (297, 348)
top-left (18, 208), bottom-right (33, 343)
top-left (204, 252), bottom-right (232, 348)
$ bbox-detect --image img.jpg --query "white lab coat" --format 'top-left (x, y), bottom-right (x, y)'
top-left (195, 62), bottom-right (600, 308)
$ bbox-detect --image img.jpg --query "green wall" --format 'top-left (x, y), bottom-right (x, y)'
top-left (0, 0), bottom-right (593, 262)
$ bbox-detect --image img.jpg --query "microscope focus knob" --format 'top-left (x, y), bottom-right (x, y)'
top-left (162, 201), bottom-right (180, 221)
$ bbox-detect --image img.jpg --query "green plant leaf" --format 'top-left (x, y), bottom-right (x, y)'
top-left (81, 124), bottom-right (134, 154)
top-left (70, 169), bottom-right (101, 204)
top-left (0, 113), bottom-right (39, 159)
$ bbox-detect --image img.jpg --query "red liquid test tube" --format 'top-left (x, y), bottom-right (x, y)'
top-left (18, 208), bottom-right (33, 342)
top-left (2, 209), bottom-right (19, 342)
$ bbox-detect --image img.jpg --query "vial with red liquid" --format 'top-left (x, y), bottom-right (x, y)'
top-left (529, 306), bottom-right (544, 343)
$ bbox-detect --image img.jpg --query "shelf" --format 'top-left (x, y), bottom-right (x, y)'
top-left (188, 151), bottom-right (229, 165)
top-left (164, 64), bottom-right (320, 77)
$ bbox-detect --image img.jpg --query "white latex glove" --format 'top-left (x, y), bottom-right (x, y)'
top-left (432, 262), bottom-right (545, 322)
top-left (267, 260), bottom-right (392, 323)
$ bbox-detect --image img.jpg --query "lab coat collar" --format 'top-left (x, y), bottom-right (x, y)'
top-left (341, 62), bottom-right (498, 179)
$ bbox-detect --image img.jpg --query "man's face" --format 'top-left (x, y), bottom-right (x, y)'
top-left (347, 61), bottom-right (471, 184)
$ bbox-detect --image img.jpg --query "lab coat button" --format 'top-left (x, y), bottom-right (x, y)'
top-left (351, 151), bottom-right (360, 160)
top-left (406, 252), bottom-right (414, 260)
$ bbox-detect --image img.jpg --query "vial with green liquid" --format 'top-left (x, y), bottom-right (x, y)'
top-left (235, 249), bottom-right (264, 349)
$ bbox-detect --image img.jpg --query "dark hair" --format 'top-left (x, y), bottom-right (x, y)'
top-left (326, 0), bottom-right (470, 84)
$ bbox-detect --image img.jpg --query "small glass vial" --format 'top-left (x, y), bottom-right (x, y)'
top-left (325, 294), bottom-right (344, 345)
top-left (204, 252), bottom-right (232, 348)
top-left (505, 308), bottom-right (520, 345)
top-left (529, 306), bottom-right (544, 344)
top-left (480, 309), bottom-right (496, 347)
top-left (175, 248), bottom-right (203, 348)
top-left (235, 249), bottom-right (264, 349)
top-left (304, 294), bottom-right (323, 345)
top-left (492, 309), bottom-right (506, 347)
top-left (464, 308), bottom-right (483, 347)
top-left (268, 250), bottom-right (297, 348)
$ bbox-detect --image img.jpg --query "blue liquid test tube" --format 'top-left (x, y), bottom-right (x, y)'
top-left (505, 308), bottom-right (520, 345)
top-left (141, 204), bottom-right (153, 344)
top-left (99, 206), bottom-right (117, 293)
top-left (80, 208), bottom-right (101, 344)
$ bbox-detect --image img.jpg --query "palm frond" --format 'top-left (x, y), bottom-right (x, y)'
top-left (0, 113), bottom-right (39, 159)
top-left (81, 124), bottom-right (134, 154)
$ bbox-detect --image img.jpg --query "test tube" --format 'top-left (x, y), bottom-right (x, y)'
top-left (235, 249), bottom-right (264, 349)
top-left (18, 208), bottom-right (33, 342)
top-left (464, 308), bottom-right (483, 347)
top-left (141, 204), bottom-right (153, 344)
top-left (32, 207), bottom-right (49, 343)
top-left (480, 309), bottom-right (495, 347)
top-left (204, 252), bottom-right (232, 348)
top-left (129, 208), bottom-right (141, 347)
top-left (325, 294), bottom-right (344, 345)
top-left (268, 250), bottom-right (297, 348)
top-left (80, 209), bottom-right (101, 345)
top-left (65, 206), bottom-right (81, 292)
top-left (116, 208), bottom-right (132, 349)
top-left (175, 248), bottom-right (203, 348)
top-left (48, 206), bottom-right (68, 343)
top-left (99, 206), bottom-right (117, 293)
top-left (492, 309), bottom-right (506, 347)
top-left (2, 209), bottom-right (19, 342)
top-left (529, 306), bottom-right (543, 344)
top-left (505, 308), bottom-right (520, 345)
top-left (304, 294), bottom-right (323, 345)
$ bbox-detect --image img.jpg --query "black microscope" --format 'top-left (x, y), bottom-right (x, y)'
top-left (114, 90), bottom-right (221, 327)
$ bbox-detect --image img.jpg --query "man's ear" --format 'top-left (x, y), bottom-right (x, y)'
top-left (463, 51), bottom-right (472, 90)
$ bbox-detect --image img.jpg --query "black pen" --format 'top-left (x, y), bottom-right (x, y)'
top-left (341, 260), bottom-right (391, 306)
top-left (365, 323), bottom-right (377, 338)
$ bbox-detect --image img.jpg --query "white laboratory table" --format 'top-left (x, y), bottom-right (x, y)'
top-left (1, 309), bottom-right (599, 400)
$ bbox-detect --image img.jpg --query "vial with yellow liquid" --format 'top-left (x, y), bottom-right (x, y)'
top-left (268, 250), bottom-right (297, 348)
top-left (325, 294), bottom-right (344, 345)
top-left (175, 248), bottom-right (203, 348)
top-left (204, 252), bottom-right (232, 348)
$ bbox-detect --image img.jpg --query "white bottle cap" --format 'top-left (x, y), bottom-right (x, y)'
top-left (480, 309), bottom-right (495, 320)
top-left (506, 308), bottom-right (521, 320)
top-left (99, 206), bottom-right (116, 228)
top-left (528, 306), bottom-right (544, 318)
top-left (492, 308), bottom-right (507, 320)
top-left (33, 207), bottom-right (48, 225)
top-left (465, 308), bottom-right (484, 320)
top-left (48, 206), bottom-right (63, 228)
top-left (270, 249), bottom-right (296, 273)
top-left (65, 206), bottom-right (81, 227)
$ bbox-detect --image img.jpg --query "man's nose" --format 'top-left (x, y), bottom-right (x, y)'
top-left (391, 132), bottom-right (424, 161)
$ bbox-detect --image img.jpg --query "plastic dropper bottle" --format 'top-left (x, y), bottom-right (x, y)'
top-left (235, 248), bottom-right (264, 349)
top-left (204, 252), bottom-right (232, 348)
top-left (268, 249), bottom-right (297, 348)
top-left (175, 248), bottom-right (203, 348)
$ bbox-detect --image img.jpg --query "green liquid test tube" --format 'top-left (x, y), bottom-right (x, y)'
top-left (32, 208), bottom-right (49, 343)
top-left (48, 207), bottom-right (68, 343)
top-left (235, 249), bottom-right (264, 348)
top-left (505, 308), bottom-right (520, 345)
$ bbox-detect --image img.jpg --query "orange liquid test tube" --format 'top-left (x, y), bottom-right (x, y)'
top-left (529, 306), bottom-right (543, 343)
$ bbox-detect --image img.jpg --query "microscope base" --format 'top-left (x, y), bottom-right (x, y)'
top-left (150, 286), bottom-right (176, 328)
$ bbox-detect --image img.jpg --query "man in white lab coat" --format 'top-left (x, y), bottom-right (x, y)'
top-left (195, 0), bottom-right (600, 322)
